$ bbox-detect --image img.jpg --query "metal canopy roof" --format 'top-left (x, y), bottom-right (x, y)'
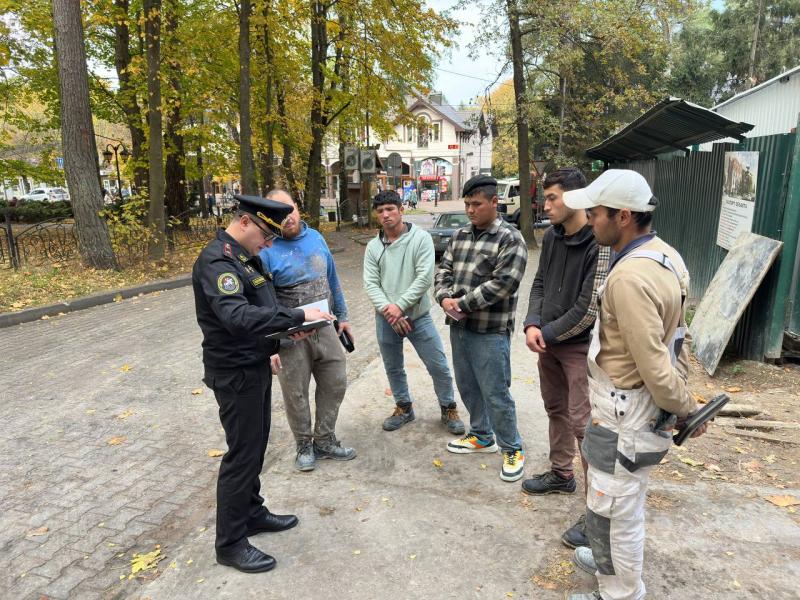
top-left (586, 97), bottom-right (754, 162)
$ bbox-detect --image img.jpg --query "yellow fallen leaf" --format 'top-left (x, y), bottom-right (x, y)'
top-left (169, 561), bottom-right (177, 569)
top-left (764, 454), bottom-right (777, 464)
top-left (114, 293), bottom-right (124, 302)
top-left (207, 449), bottom-right (225, 458)
top-left (692, 392), bottom-right (706, 404)
top-left (764, 495), bottom-right (800, 508)
top-left (196, 578), bottom-right (205, 583)
top-left (725, 551), bottom-right (734, 556)
top-left (732, 580), bottom-right (741, 589)
top-left (725, 386), bottom-right (742, 393)
top-left (679, 456), bottom-right (704, 467)
top-left (120, 364), bottom-right (132, 373)
top-left (85, 409), bottom-right (96, 415)
top-left (41, 315), bottom-right (50, 320)
top-left (432, 458), bottom-right (443, 469)
top-left (480, 463), bottom-right (487, 469)
top-left (107, 436), bottom-right (127, 446)
top-left (27, 526), bottom-right (48, 537)
top-left (117, 409), bottom-right (134, 420)
top-left (131, 547), bottom-right (163, 574)
top-left (409, 554), bottom-right (416, 560)
top-left (506, 593), bottom-right (514, 598)
top-left (353, 549), bottom-right (361, 555)
top-left (186, 559), bottom-right (193, 565)
top-left (191, 388), bottom-right (204, 395)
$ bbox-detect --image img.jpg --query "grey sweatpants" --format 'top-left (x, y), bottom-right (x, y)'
top-left (275, 324), bottom-right (347, 445)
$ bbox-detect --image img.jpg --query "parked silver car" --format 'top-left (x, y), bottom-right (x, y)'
top-left (428, 211), bottom-right (470, 257)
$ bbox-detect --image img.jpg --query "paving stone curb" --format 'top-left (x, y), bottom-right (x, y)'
top-left (0, 274), bottom-right (193, 329)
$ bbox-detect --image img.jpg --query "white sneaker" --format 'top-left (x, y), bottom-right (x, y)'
top-left (446, 434), bottom-right (498, 454)
top-left (500, 449), bottom-right (525, 482)
top-left (573, 546), bottom-right (597, 574)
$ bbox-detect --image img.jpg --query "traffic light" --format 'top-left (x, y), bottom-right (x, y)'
top-left (360, 148), bottom-right (377, 174)
top-left (344, 146), bottom-right (359, 171)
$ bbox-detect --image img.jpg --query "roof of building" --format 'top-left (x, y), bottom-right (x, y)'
top-left (713, 65), bottom-right (800, 111)
top-left (585, 97), bottom-right (754, 162)
top-left (406, 95), bottom-right (478, 132)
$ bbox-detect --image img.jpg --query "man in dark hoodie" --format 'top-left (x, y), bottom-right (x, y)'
top-left (521, 168), bottom-right (610, 548)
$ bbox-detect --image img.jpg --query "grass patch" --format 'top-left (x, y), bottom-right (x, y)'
top-left (0, 246), bottom-right (203, 312)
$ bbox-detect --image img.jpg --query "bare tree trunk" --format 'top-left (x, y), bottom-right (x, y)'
top-left (275, 81), bottom-right (298, 199)
top-left (164, 0), bottom-right (188, 227)
top-left (507, 0), bottom-right (535, 246)
top-left (260, 0), bottom-right (276, 193)
top-left (748, 0), bottom-right (765, 87)
top-left (304, 0), bottom-right (328, 227)
top-left (337, 137), bottom-right (352, 221)
top-left (238, 0), bottom-right (257, 194)
top-left (193, 113), bottom-right (208, 219)
top-left (113, 0), bottom-right (147, 195)
top-left (52, 0), bottom-right (118, 269)
top-left (144, 0), bottom-right (166, 258)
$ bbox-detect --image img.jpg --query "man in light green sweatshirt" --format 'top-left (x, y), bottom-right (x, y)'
top-left (363, 190), bottom-right (465, 434)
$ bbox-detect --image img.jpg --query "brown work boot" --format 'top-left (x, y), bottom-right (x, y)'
top-left (382, 404), bottom-right (415, 431)
top-left (440, 404), bottom-right (465, 435)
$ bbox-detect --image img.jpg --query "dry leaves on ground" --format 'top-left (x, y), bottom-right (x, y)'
top-left (764, 495), bottom-right (800, 508)
top-left (130, 546), bottom-right (165, 578)
top-left (207, 449), bottom-right (224, 457)
top-left (27, 526), bottom-right (48, 537)
top-left (107, 436), bottom-right (127, 446)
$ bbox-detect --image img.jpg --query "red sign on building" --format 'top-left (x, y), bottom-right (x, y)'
top-left (448, 144), bottom-right (459, 150)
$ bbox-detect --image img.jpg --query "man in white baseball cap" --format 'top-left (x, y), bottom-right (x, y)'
top-left (562, 170), bottom-right (708, 600)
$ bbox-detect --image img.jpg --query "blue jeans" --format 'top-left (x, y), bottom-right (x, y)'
top-left (449, 327), bottom-right (523, 452)
top-left (375, 313), bottom-right (454, 408)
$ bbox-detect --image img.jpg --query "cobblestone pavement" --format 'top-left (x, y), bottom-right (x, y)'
top-left (2, 228), bottom-right (798, 600)
top-left (0, 235), bottom-right (380, 599)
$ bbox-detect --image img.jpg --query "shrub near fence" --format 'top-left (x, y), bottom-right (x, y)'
top-left (1, 202), bottom-right (229, 269)
top-left (0, 200), bottom-right (73, 223)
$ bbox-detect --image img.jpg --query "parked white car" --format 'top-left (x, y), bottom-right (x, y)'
top-left (22, 188), bottom-right (51, 202)
top-left (21, 187), bottom-right (70, 202)
top-left (48, 187), bottom-right (70, 201)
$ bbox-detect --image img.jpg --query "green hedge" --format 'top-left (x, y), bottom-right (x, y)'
top-left (0, 200), bottom-right (73, 223)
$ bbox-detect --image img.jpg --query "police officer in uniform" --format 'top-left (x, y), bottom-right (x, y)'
top-left (193, 194), bottom-right (334, 573)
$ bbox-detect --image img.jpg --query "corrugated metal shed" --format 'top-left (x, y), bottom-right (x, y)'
top-left (714, 65), bottom-right (800, 138)
top-left (586, 98), bottom-right (753, 162)
top-left (697, 65), bottom-right (800, 150)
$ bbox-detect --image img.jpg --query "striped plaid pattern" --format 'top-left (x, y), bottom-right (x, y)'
top-left (555, 244), bottom-right (611, 342)
top-left (434, 217), bottom-right (528, 334)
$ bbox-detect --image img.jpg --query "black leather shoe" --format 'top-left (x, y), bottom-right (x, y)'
top-left (216, 543), bottom-right (276, 573)
top-left (246, 512), bottom-right (299, 536)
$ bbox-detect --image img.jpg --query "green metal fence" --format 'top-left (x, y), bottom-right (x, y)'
top-left (612, 120), bottom-right (800, 361)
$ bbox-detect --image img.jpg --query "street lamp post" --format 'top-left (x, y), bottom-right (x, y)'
top-left (102, 143), bottom-right (131, 200)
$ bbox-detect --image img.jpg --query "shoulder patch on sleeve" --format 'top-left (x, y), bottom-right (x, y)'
top-left (223, 243), bottom-right (233, 257)
top-left (217, 272), bottom-right (241, 294)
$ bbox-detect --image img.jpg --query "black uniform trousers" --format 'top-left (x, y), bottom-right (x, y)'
top-left (205, 364), bottom-right (273, 553)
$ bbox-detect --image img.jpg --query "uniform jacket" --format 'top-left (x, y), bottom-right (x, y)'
top-left (192, 229), bottom-right (305, 370)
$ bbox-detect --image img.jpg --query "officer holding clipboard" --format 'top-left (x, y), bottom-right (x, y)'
top-left (192, 194), bottom-right (333, 573)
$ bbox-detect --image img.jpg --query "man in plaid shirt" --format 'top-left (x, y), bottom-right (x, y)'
top-left (434, 174), bottom-right (529, 482)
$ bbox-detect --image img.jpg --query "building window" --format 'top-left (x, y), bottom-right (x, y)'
top-left (432, 122), bottom-right (440, 142)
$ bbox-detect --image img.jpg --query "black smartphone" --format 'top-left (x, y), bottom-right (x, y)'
top-left (333, 320), bottom-right (355, 353)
